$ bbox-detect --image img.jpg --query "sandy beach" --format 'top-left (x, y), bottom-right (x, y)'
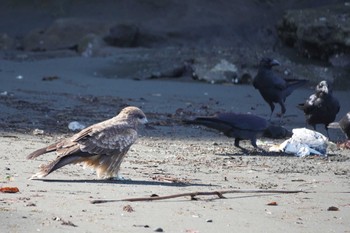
top-left (0, 53), bottom-right (350, 233)
top-left (1, 1), bottom-right (350, 232)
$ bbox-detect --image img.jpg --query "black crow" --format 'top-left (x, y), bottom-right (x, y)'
top-left (298, 80), bottom-right (340, 137)
top-left (253, 58), bottom-right (308, 118)
top-left (183, 112), bottom-right (268, 150)
top-left (328, 112), bottom-right (350, 139)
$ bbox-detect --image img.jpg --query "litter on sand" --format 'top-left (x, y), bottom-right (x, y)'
top-left (269, 128), bottom-right (334, 157)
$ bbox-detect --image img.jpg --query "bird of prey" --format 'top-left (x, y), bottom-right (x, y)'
top-left (183, 112), bottom-right (268, 150)
top-left (27, 106), bottom-right (148, 179)
top-left (297, 80), bottom-right (340, 137)
top-left (328, 112), bottom-right (350, 139)
top-left (253, 57), bottom-right (308, 118)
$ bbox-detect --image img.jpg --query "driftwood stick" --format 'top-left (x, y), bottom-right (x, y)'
top-left (90, 189), bottom-right (306, 204)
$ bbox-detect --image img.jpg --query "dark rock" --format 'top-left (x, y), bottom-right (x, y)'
top-left (154, 227), bottom-right (164, 232)
top-left (104, 24), bottom-right (166, 48)
top-left (22, 18), bottom-right (111, 51)
top-left (104, 24), bottom-right (139, 47)
top-left (277, 4), bottom-right (350, 60)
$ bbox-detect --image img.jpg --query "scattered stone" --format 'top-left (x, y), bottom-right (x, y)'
top-left (327, 206), bottom-right (339, 211)
top-left (42, 76), bottom-right (59, 81)
top-left (206, 219), bottom-right (213, 223)
top-left (25, 203), bottom-right (36, 207)
top-left (33, 129), bottom-right (44, 135)
top-left (267, 201), bottom-right (278, 206)
top-left (154, 227), bottom-right (164, 232)
top-left (68, 121), bottom-right (86, 131)
top-left (123, 204), bottom-right (134, 212)
top-left (133, 224), bottom-right (150, 228)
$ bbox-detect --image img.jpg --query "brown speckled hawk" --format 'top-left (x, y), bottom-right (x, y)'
top-left (27, 106), bottom-right (148, 179)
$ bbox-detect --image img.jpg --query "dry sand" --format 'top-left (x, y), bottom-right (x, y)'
top-left (1, 53), bottom-right (350, 233)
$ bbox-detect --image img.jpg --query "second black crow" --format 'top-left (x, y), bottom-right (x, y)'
top-left (253, 57), bottom-right (308, 118)
top-left (183, 112), bottom-right (268, 150)
top-left (328, 112), bottom-right (350, 139)
top-left (298, 80), bottom-right (340, 137)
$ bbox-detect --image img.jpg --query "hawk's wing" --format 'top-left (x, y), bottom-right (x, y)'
top-left (70, 122), bottom-right (138, 156)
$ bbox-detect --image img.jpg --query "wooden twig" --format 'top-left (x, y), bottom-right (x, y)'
top-left (90, 189), bottom-right (306, 204)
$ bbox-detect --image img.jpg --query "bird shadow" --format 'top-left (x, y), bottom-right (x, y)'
top-left (32, 178), bottom-right (217, 187)
top-left (215, 150), bottom-right (293, 157)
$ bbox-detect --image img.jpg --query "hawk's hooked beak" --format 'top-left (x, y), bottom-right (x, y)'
top-left (139, 117), bottom-right (148, 124)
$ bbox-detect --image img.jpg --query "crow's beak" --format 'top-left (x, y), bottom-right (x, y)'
top-left (270, 59), bottom-right (280, 66)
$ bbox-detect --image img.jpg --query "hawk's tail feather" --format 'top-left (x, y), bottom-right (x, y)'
top-left (27, 142), bottom-right (59, 160)
top-left (30, 154), bottom-right (82, 179)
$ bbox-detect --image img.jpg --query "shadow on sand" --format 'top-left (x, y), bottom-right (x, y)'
top-left (33, 178), bottom-right (217, 187)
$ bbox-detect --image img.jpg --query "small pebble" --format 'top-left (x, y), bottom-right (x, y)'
top-left (327, 206), bottom-right (339, 211)
top-left (154, 227), bottom-right (164, 232)
top-left (68, 121), bottom-right (86, 131)
top-left (206, 219), bottom-right (213, 223)
top-left (33, 129), bottom-right (44, 135)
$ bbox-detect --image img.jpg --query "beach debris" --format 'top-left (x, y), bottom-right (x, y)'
top-left (151, 175), bottom-right (190, 184)
top-left (68, 121), bottom-right (86, 131)
top-left (338, 140), bottom-right (350, 149)
top-left (269, 128), bottom-right (333, 157)
top-left (185, 230), bottom-right (200, 233)
top-left (206, 219), bottom-right (213, 223)
top-left (123, 204), bottom-right (134, 212)
top-left (267, 201), bottom-right (278, 206)
top-left (32, 128), bottom-right (44, 135)
top-left (16, 75), bottom-right (23, 80)
top-left (0, 186), bottom-right (20, 193)
top-left (327, 206), bottom-right (339, 211)
top-left (53, 217), bottom-right (78, 227)
top-left (91, 189), bottom-right (306, 204)
top-left (42, 76), bottom-right (59, 81)
top-left (133, 224), bottom-right (150, 228)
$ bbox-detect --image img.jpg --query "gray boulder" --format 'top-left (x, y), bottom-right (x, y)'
top-left (194, 59), bottom-right (238, 84)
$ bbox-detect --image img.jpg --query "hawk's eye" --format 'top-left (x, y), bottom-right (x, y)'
top-left (135, 114), bottom-right (145, 119)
